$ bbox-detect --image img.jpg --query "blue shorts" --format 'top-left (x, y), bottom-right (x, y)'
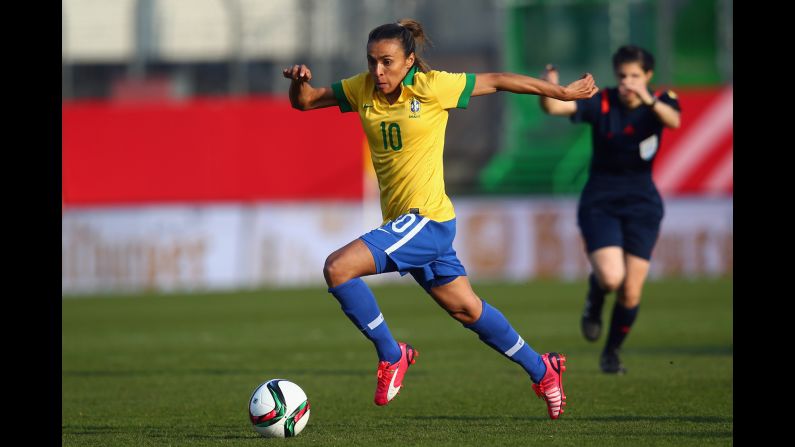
top-left (360, 213), bottom-right (467, 293)
top-left (577, 182), bottom-right (664, 260)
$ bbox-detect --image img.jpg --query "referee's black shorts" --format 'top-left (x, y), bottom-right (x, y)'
top-left (577, 184), bottom-right (664, 261)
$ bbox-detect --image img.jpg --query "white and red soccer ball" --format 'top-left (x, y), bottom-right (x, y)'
top-left (248, 379), bottom-right (310, 438)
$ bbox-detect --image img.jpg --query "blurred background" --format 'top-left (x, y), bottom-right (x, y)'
top-left (62, 0), bottom-right (732, 295)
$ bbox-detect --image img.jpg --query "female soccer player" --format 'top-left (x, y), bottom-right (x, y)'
top-left (539, 45), bottom-right (681, 374)
top-left (283, 19), bottom-right (598, 419)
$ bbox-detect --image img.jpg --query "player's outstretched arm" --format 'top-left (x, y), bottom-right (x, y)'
top-left (283, 64), bottom-right (339, 111)
top-left (471, 69), bottom-right (598, 104)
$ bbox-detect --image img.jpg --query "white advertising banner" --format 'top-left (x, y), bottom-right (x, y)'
top-left (62, 198), bottom-right (732, 295)
top-left (239, 203), bottom-right (369, 286)
top-left (453, 199), bottom-right (587, 281)
top-left (451, 198), bottom-right (733, 281)
top-left (62, 205), bottom-right (246, 294)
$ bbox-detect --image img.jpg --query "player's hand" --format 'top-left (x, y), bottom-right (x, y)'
top-left (564, 73), bottom-right (599, 100)
top-left (283, 64), bottom-right (312, 83)
top-left (541, 64), bottom-right (559, 85)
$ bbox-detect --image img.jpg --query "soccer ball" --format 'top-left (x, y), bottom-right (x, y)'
top-left (248, 379), bottom-right (311, 438)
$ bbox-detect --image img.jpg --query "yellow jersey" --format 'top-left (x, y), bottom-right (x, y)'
top-left (331, 67), bottom-right (475, 224)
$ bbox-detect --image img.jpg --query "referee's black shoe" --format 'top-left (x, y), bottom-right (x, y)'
top-left (580, 301), bottom-right (602, 342)
top-left (600, 348), bottom-right (627, 375)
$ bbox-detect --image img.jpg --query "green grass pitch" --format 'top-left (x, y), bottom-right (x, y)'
top-left (62, 278), bottom-right (732, 446)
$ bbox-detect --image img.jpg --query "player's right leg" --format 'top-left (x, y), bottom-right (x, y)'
top-left (324, 239), bottom-right (402, 373)
top-left (355, 213), bottom-right (440, 406)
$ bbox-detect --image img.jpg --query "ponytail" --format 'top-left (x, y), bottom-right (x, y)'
top-left (368, 18), bottom-right (433, 72)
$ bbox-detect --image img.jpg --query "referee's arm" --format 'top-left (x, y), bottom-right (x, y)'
top-left (538, 65), bottom-right (577, 117)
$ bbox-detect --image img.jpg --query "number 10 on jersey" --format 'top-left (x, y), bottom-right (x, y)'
top-left (380, 122), bottom-right (403, 151)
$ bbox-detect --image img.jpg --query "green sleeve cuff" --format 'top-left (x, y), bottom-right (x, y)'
top-left (456, 73), bottom-right (476, 109)
top-left (331, 82), bottom-right (353, 113)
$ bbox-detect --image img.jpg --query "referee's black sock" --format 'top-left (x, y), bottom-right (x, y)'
top-left (605, 302), bottom-right (639, 352)
top-left (584, 273), bottom-right (607, 319)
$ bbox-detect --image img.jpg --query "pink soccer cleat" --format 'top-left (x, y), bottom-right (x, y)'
top-left (532, 352), bottom-right (567, 419)
top-left (374, 342), bottom-right (418, 406)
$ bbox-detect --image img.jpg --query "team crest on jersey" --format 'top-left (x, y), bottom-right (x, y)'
top-left (409, 97), bottom-right (421, 118)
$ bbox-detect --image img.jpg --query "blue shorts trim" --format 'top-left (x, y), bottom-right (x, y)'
top-left (360, 214), bottom-right (467, 292)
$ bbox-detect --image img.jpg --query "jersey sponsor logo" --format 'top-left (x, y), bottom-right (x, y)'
top-left (409, 97), bottom-right (421, 118)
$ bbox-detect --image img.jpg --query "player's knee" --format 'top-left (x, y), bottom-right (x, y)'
top-left (449, 309), bottom-right (479, 325)
top-left (323, 254), bottom-right (351, 288)
top-left (443, 300), bottom-right (482, 325)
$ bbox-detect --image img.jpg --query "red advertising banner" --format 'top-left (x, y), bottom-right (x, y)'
top-left (653, 86), bottom-right (733, 196)
top-left (62, 97), bottom-right (365, 206)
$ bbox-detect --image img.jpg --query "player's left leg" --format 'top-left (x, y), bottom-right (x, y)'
top-left (426, 276), bottom-right (548, 381)
top-left (425, 276), bottom-right (566, 419)
top-left (601, 253), bottom-right (650, 374)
